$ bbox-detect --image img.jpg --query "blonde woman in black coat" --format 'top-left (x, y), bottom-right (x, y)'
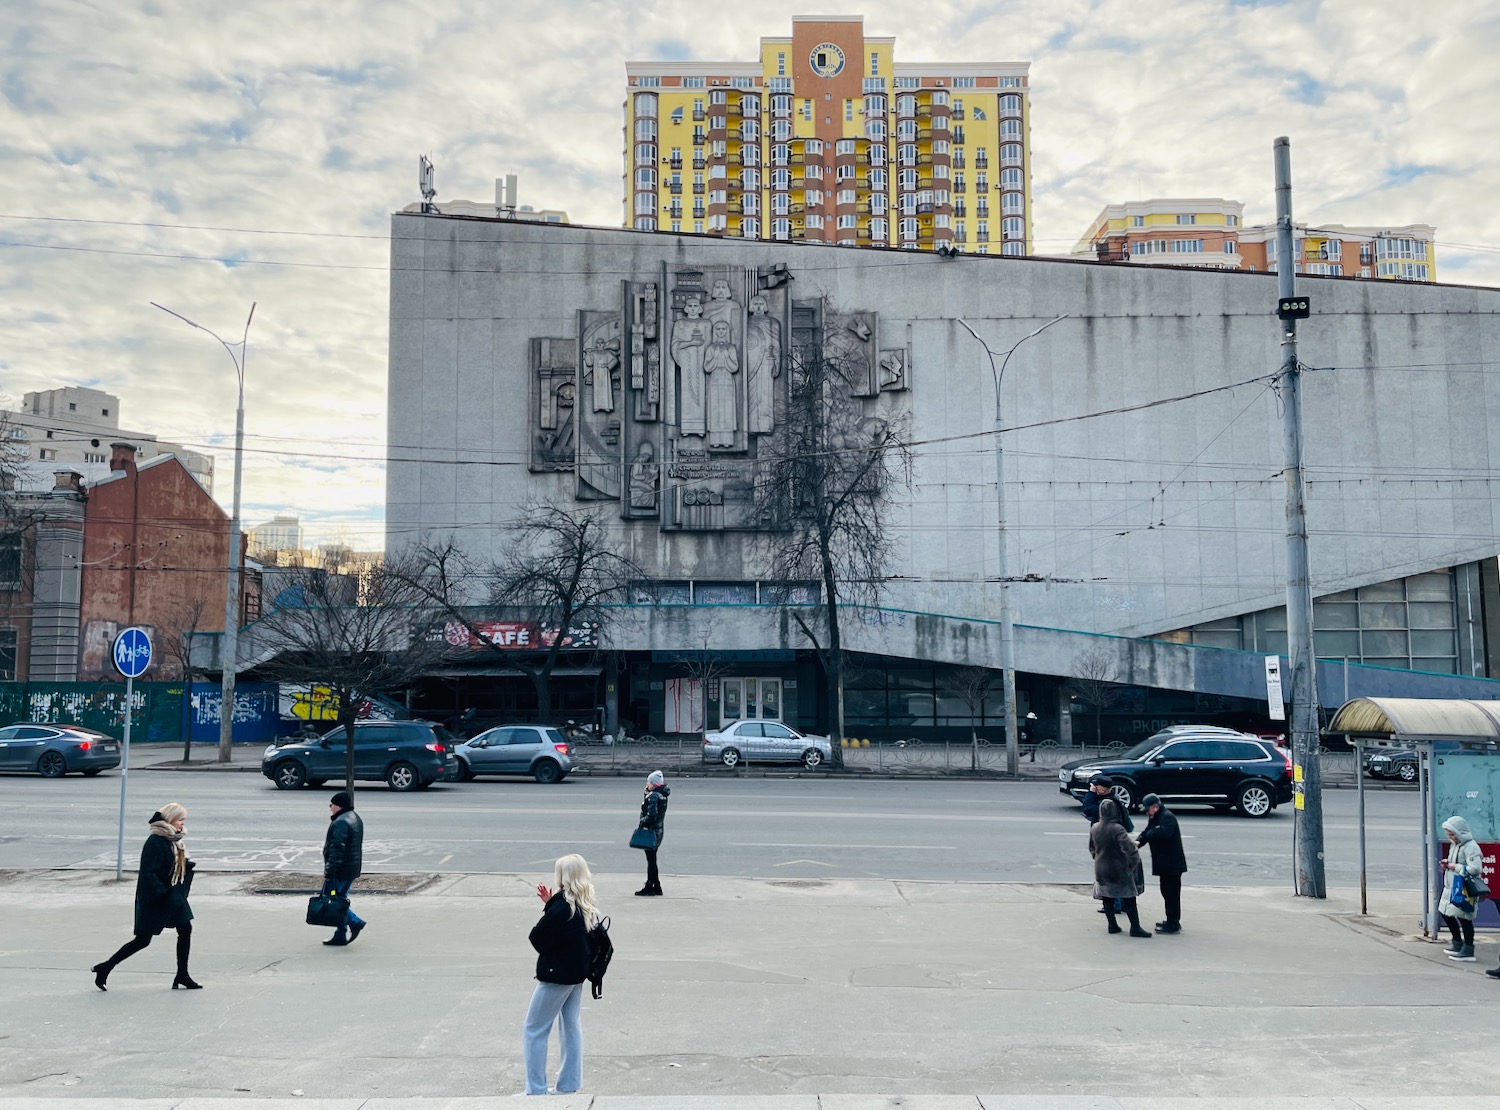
top-left (91, 802), bottom-right (200, 990)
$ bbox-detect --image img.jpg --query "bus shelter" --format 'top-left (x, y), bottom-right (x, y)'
top-left (1326, 697), bottom-right (1500, 937)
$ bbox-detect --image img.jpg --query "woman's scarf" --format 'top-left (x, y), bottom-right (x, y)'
top-left (148, 819), bottom-right (189, 886)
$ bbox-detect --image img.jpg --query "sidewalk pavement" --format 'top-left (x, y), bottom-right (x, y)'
top-left (8, 1100), bottom-right (1500, 1109)
top-left (2, 867), bottom-right (1494, 1104)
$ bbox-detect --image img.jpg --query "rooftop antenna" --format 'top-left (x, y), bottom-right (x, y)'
top-left (496, 174), bottom-right (518, 218)
top-left (419, 155), bottom-right (437, 213)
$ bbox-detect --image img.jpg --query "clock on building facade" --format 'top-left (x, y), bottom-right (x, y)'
top-left (808, 42), bottom-right (846, 77)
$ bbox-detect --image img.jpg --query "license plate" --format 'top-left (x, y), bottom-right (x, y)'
top-left (103, 744), bottom-right (118, 752)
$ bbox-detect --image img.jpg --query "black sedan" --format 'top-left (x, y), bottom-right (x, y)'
top-left (1059, 731), bottom-right (1293, 818)
top-left (0, 723), bottom-right (122, 777)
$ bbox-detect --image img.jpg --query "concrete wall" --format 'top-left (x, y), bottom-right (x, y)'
top-left (386, 216), bottom-right (1500, 660)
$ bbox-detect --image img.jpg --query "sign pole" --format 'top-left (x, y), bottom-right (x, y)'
top-left (112, 626), bottom-right (153, 881)
top-left (116, 672), bottom-right (132, 881)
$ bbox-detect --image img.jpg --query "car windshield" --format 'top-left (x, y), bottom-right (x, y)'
top-left (542, 728), bottom-right (567, 745)
top-left (1119, 736), bottom-right (1169, 760)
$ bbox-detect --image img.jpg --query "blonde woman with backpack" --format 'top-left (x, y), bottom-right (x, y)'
top-left (521, 854), bottom-right (599, 1095)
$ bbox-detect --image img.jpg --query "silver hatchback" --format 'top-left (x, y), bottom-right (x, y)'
top-left (455, 725), bottom-right (575, 784)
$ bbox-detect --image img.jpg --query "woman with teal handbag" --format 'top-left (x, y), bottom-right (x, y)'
top-left (1438, 815), bottom-right (1486, 962)
top-left (634, 770), bottom-right (670, 896)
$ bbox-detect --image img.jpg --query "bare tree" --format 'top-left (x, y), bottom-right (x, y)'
top-left (1068, 644), bottom-right (1128, 750)
top-left (253, 554), bottom-right (447, 796)
top-left (398, 503), bottom-right (642, 724)
top-left (756, 321), bottom-right (911, 763)
top-left (161, 595), bottom-right (208, 761)
top-left (941, 665), bottom-right (997, 771)
top-left (1, 407), bottom-right (50, 674)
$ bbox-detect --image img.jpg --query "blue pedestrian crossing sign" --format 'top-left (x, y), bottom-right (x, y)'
top-left (113, 626), bottom-right (153, 679)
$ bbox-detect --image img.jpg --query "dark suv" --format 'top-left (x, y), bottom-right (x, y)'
top-left (1059, 731), bottom-right (1293, 818)
top-left (262, 721), bottom-right (459, 792)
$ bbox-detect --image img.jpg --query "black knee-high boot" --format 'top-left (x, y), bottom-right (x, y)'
top-left (172, 924), bottom-right (201, 989)
top-left (93, 934), bottom-right (151, 990)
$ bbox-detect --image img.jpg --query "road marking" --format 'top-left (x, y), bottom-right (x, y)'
top-left (774, 858), bottom-right (836, 868)
top-left (438, 854), bottom-right (453, 865)
top-left (733, 842), bottom-right (957, 850)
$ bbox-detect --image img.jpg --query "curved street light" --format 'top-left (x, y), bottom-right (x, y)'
top-left (956, 314), bottom-right (1068, 776)
top-left (151, 301), bottom-right (255, 763)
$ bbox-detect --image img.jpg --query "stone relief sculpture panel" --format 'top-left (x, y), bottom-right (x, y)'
top-left (575, 309), bottom-right (623, 500)
top-left (825, 311), bottom-right (879, 397)
top-left (524, 262), bottom-right (903, 531)
top-left (529, 337), bottom-right (577, 473)
top-left (878, 347), bottom-right (910, 393)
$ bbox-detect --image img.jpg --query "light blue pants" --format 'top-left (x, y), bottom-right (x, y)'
top-left (522, 980), bottom-right (584, 1095)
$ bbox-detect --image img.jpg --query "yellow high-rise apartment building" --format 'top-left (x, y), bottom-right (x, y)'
top-left (1073, 199), bottom-right (1436, 281)
top-left (624, 15), bottom-right (1031, 254)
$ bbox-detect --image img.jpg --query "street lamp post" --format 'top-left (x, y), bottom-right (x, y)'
top-left (957, 315), bottom-right (1069, 776)
top-left (151, 301), bottom-right (255, 763)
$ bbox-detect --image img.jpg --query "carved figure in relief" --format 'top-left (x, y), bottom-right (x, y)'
top-left (745, 294), bottom-right (782, 434)
top-left (879, 349), bottom-right (906, 391)
top-left (629, 441), bottom-right (658, 510)
top-left (703, 279), bottom-right (742, 350)
top-left (583, 336), bottom-right (620, 413)
top-left (704, 320), bottom-right (740, 449)
top-left (671, 295), bottom-right (709, 439)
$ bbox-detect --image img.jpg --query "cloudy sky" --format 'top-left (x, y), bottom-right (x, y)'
top-left (2, 0), bottom-right (1496, 549)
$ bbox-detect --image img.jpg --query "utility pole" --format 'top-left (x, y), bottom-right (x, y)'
top-left (957, 315), bottom-right (1068, 777)
top-left (1274, 137), bottom-right (1326, 897)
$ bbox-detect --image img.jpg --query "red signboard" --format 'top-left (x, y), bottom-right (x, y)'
top-left (442, 620), bottom-right (599, 651)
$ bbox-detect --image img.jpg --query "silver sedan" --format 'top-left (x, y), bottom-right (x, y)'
top-left (702, 720), bottom-right (833, 769)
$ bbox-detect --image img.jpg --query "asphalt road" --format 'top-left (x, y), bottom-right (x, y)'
top-left (0, 770), bottom-right (1429, 889)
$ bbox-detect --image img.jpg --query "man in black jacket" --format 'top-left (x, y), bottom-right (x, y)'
top-left (322, 791), bottom-right (366, 947)
top-left (1136, 793), bottom-right (1187, 933)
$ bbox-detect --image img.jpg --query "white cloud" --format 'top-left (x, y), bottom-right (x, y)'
top-left (2, 0), bottom-right (1495, 548)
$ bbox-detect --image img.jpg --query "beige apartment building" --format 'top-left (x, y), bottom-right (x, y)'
top-left (1073, 198), bottom-right (1436, 281)
top-left (624, 15), bottom-right (1032, 254)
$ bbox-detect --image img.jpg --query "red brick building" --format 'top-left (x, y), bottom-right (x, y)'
top-left (75, 443), bottom-right (255, 680)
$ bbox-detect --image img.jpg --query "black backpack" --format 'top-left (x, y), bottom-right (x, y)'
top-left (586, 916), bottom-right (613, 999)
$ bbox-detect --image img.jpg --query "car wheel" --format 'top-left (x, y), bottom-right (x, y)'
top-left (457, 759), bottom-right (477, 783)
top-left (1110, 781), bottom-right (1135, 811)
top-left (721, 747), bottom-right (741, 768)
top-left (533, 760), bottom-right (561, 785)
top-left (1237, 781), bottom-right (1274, 818)
top-left (801, 747), bottom-right (824, 769)
top-left (37, 751), bottom-right (68, 778)
top-left (82, 768), bottom-right (104, 777)
top-left (386, 761), bottom-right (420, 791)
top-left (273, 760), bottom-right (308, 790)
top-left (1397, 762), bottom-right (1417, 783)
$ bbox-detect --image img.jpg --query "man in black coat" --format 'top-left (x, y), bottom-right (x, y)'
top-left (1136, 792), bottom-right (1187, 933)
top-left (322, 791), bottom-right (366, 947)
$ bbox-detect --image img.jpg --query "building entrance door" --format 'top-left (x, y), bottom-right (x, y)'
top-left (719, 677), bottom-right (783, 728)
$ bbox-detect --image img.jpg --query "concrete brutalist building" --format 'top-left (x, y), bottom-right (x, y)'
top-left (384, 213), bottom-right (1500, 744)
